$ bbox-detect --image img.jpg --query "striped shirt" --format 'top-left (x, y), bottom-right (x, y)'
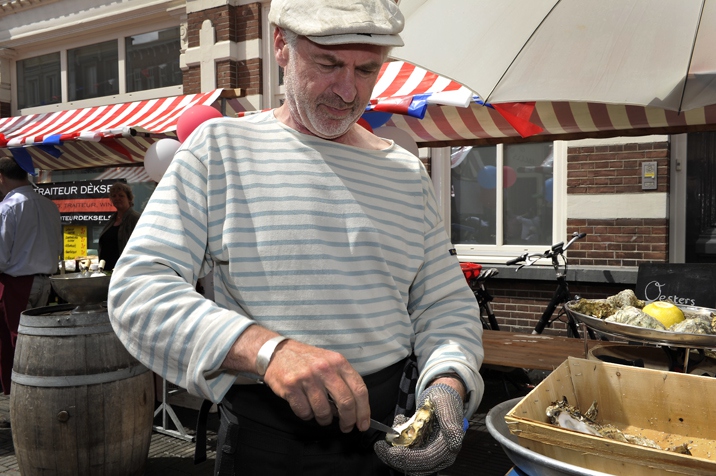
top-left (108, 112), bottom-right (484, 415)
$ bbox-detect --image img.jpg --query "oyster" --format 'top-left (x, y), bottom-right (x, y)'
top-left (605, 306), bottom-right (666, 330)
top-left (669, 318), bottom-right (713, 334)
top-left (606, 289), bottom-right (645, 309)
top-left (386, 399), bottom-right (436, 447)
top-left (570, 298), bottom-right (616, 319)
top-left (546, 397), bottom-right (681, 452)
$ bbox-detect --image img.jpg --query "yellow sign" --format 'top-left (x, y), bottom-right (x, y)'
top-left (64, 226), bottom-right (87, 260)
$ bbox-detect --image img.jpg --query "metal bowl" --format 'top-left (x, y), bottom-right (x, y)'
top-left (486, 398), bottom-right (611, 476)
top-left (50, 272), bottom-right (111, 308)
top-left (565, 301), bottom-right (716, 349)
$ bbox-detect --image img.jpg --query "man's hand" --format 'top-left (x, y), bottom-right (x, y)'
top-left (374, 383), bottom-right (465, 476)
top-left (221, 326), bottom-right (370, 433)
top-left (263, 339), bottom-right (370, 433)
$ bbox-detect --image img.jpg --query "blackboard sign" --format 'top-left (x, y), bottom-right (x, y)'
top-left (635, 263), bottom-right (716, 308)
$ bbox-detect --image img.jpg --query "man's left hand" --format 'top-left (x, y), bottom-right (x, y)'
top-left (374, 383), bottom-right (465, 475)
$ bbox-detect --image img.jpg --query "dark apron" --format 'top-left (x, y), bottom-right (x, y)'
top-left (213, 357), bottom-right (407, 476)
top-left (0, 274), bottom-right (35, 395)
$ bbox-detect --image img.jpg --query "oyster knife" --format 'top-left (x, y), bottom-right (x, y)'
top-left (370, 418), bottom-right (399, 435)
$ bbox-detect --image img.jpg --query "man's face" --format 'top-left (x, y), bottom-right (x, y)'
top-left (279, 34), bottom-right (386, 140)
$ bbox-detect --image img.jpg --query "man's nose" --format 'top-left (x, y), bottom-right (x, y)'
top-left (332, 69), bottom-right (357, 104)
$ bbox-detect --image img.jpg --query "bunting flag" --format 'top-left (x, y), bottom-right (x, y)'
top-left (8, 148), bottom-right (36, 175)
top-left (491, 102), bottom-right (544, 138)
top-left (370, 61), bottom-right (543, 137)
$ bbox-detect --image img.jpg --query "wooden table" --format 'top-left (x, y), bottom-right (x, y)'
top-left (482, 330), bottom-right (615, 370)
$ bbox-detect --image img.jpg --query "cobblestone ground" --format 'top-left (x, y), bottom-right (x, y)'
top-left (0, 374), bottom-right (517, 476)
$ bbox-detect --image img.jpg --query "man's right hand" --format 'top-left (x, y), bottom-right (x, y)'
top-left (263, 339), bottom-right (370, 433)
top-left (221, 326), bottom-right (370, 434)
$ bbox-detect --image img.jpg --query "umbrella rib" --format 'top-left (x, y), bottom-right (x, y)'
top-left (485, 0), bottom-right (562, 103)
top-left (677, 0), bottom-right (706, 113)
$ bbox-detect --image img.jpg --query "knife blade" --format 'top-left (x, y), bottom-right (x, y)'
top-left (369, 418), bottom-right (399, 435)
top-left (326, 394), bottom-right (398, 435)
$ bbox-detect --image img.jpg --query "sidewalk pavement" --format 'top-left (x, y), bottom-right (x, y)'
top-left (0, 374), bottom-right (517, 476)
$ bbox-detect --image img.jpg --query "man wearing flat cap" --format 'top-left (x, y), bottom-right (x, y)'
top-left (108, 0), bottom-right (484, 474)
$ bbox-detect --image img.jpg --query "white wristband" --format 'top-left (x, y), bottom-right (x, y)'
top-left (255, 336), bottom-right (288, 376)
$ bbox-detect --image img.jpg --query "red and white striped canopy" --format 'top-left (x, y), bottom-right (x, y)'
top-left (4, 62), bottom-right (716, 172)
top-left (373, 61), bottom-right (716, 146)
top-left (0, 90), bottom-right (225, 170)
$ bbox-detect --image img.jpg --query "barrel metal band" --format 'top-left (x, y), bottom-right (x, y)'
top-left (20, 312), bottom-right (109, 328)
top-left (17, 323), bottom-right (114, 336)
top-left (11, 364), bottom-right (149, 387)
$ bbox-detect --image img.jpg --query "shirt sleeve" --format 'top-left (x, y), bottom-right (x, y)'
top-left (410, 168), bottom-right (485, 417)
top-left (0, 206), bottom-right (17, 273)
top-left (107, 150), bottom-right (254, 403)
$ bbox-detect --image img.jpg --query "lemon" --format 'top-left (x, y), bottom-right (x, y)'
top-left (642, 301), bottom-right (684, 328)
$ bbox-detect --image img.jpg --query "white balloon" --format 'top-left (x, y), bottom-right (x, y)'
top-left (144, 139), bottom-right (181, 182)
top-left (374, 126), bottom-right (420, 157)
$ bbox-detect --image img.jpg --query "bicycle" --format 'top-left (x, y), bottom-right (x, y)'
top-left (506, 231), bottom-right (595, 339)
top-left (460, 262), bottom-right (500, 330)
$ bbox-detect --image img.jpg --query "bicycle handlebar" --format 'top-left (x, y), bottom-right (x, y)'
top-left (505, 254), bottom-right (528, 266)
top-left (505, 232), bottom-right (588, 268)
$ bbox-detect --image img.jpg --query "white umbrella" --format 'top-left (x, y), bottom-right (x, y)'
top-left (394, 0), bottom-right (716, 112)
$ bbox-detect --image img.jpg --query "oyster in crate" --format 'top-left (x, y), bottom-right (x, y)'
top-left (386, 399), bottom-right (436, 447)
top-left (546, 396), bottom-right (691, 455)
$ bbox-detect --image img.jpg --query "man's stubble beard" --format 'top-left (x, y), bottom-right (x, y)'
top-left (283, 59), bottom-right (365, 140)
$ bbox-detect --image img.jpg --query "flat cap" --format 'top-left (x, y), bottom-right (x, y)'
top-left (268, 0), bottom-right (404, 47)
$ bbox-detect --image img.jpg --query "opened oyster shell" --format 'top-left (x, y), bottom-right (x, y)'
top-left (386, 399), bottom-right (436, 447)
top-left (546, 397), bottom-right (691, 455)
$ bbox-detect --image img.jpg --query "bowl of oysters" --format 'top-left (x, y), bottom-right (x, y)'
top-left (565, 289), bottom-right (716, 347)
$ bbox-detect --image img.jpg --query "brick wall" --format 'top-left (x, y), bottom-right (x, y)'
top-left (216, 58), bottom-right (262, 96)
top-left (565, 141), bottom-right (670, 267)
top-left (567, 141), bottom-right (669, 194)
top-left (229, 3), bottom-right (261, 43)
top-left (566, 218), bottom-right (668, 266)
top-left (186, 3), bottom-right (262, 95)
top-left (182, 66), bottom-right (202, 95)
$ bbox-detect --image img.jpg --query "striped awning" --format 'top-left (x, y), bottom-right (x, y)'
top-left (0, 90), bottom-right (227, 170)
top-left (373, 61), bottom-right (716, 146)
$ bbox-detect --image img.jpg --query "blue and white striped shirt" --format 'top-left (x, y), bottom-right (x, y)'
top-left (108, 112), bottom-right (484, 415)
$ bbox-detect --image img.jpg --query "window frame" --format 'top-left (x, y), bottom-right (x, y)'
top-left (11, 19), bottom-right (182, 116)
top-left (446, 140), bottom-right (568, 264)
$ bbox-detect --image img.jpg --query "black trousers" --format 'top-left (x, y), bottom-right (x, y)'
top-left (215, 358), bottom-right (407, 476)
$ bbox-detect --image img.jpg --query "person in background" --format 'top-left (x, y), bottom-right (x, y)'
top-left (98, 181), bottom-right (140, 271)
top-left (0, 156), bottom-right (61, 400)
top-left (108, 0), bottom-right (484, 474)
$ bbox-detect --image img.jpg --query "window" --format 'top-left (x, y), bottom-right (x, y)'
top-left (451, 142), bottom-right (556, 249)
top-left (16, 53), bottom-right (61, 109)
top-left (18, 27), bottom-right (182, 112)
top-left (125, 27), bottom-right (182, 93)
top-left (68, 40), bottom-right (119, 101)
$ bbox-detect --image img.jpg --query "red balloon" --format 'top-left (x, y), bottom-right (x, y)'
top-left (503, 166), bottom-right (517, 188)
top-left (176, 105), bottom-right (223, 142)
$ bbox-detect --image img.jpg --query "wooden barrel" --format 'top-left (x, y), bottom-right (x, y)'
top-left (10, 304), bottom-right (154, 476)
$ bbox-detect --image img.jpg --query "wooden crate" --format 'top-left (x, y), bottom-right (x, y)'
top-left (505, 357), bottom-right (716, 475)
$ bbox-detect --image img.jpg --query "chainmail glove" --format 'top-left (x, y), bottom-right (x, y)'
top-left (374, 383), bottom-right (465, 476)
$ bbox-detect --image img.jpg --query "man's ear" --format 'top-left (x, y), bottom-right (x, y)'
top-left (273, 27), bottom-right (289, 68)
